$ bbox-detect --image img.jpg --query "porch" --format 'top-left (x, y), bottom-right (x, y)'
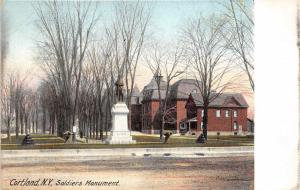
top-left (179, 117), bottom-right (199, 135)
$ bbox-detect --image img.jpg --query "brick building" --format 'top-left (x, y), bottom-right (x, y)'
top-left (140, 77), bottom-right (199, 134)
top-left (141, 76), bottom-right (167, 133)
top-left (132, 76), bottom-right (249, 135)
top-left (184, 93), bottom-right (249, 135)
top-left (168, 79), bottom-right (200, 132)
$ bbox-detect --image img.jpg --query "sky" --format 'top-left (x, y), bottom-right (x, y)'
top-left (4, 0), bottom-right (223, 84)
top-left (3, 0), bottom-right (253, 113)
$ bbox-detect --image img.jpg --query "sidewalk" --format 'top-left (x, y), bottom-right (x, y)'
top-left (2, 146), bottom-right (253, 165)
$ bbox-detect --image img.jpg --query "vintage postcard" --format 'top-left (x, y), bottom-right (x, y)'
top-left (3, 0), bottom-right (298, 189)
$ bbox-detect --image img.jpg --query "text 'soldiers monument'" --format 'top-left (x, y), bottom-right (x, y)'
top-left (106, 77), bottom-right (136, 144)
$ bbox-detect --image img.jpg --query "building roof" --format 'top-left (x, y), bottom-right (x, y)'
top-left (169, 79), bottom-right (200, 100)
top-left (190, 93), bottom-right (248, 108)
top-left (142, 76), bottom-right (168, 102)
top-left (143, 89), bottom-right (167, 101)
top-left (143, 76), bottom-right (167, 91)
top-left (131, 85), bottom-right (143, 105)
top-left (132, 85), bottom-right (143, 97)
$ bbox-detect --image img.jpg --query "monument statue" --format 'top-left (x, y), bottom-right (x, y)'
top-left (106, 76), bottom-right (135, 144)
top-left (115, 77), bottom-right (124, 102)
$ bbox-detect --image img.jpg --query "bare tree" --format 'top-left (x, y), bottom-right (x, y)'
top-left (146, 44), bottom-right (185, 140)
top-left (87, 38), bottom-right (111, 140)
top-left (1, 75), bottom-right (15, 142)
top-left (222, 0), bottom-right (254, 91)
top-left (38, 80), bottom-right (58, 135)
top-left (77, 64), bottom-right (95, 139)
top-left (181, 15), bottom-right (234, 140)
top-left (22, 90), bottom-right (35, 135)
top-left (34, 0), bottom-right (99, 136)
top-left (112, 1), bottom-right (151, 130)
top-left (13, 75), bottom-right (27, 138)
top-left (39, 85), bottom-right (48, 134)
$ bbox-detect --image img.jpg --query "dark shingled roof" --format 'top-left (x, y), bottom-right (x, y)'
top-left (143, 77), bottom-right (167, 91)
top-left (190, 93), bottom-right (248, 108)
top-left (142, 76), bottom-right (168, 101)
top-left (143, 89), bottom-right (167, 101)
top-left (169, 79), bottom-right (200, 100)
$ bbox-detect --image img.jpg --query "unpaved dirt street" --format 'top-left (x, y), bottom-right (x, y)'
top-left (2, 156), bottom-right (254, 190)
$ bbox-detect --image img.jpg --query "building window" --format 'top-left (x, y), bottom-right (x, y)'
top-left (225, 110), bottom-right (229, 117)
top-left (201, 110), bottom-right (204, 117)
top-left (191, 89), bottom-right (197, 94)
top-left (216, 110), bottom-right (221, 118)
top-left (200, 122), bottom-right (203, 130)
top-left (233, 110), bottom-right (237, 117)
top-left (233, 121), bottom-right (238, 130)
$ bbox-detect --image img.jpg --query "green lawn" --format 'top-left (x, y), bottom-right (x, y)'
top-left (1, 135), bottom-right (25, 145)
top-left (1, 134), bottom-right (65, 144)
top-left (1, 133), bottom-right (253, 150)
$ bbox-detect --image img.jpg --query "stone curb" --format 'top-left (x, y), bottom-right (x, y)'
top-left (2, 146), bottom-right (253, 159)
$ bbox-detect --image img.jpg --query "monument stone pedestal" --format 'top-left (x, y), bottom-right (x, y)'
top-left (106, 102), bottom-right (136, 144)
top-left (72, 124), bottom-right (82, 143)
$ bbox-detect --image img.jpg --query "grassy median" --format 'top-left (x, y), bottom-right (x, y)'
top-left (1, 133), bottom-right (253, 150)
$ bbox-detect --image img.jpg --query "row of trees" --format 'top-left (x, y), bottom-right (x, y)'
top-left (33, 0), bottom-right (151, 139)
top-left (1, 74), bottom-right (39, 142)
top-left (1, 0), bottom-right (253, 142)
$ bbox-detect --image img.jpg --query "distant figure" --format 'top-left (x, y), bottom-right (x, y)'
top-left (22, 134), bottom-right (34, 145)
top-left (164, 131), bottom-right (172, 143)
top-left (196, 133), bottom-right (206, 143)
top-left (115, 77), bottom-right (124, 102)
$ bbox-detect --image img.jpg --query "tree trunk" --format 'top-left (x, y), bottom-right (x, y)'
top-left (202, 104), bottom-right (209, 141)
top-left (93, 114), bottom-right (96, 139)
top-left (42, 108), bottom-right (46, 134)
top-left (32, 116), bottom-right (35, 133)
top-left (20, 112), bottom-right (24, 134)
top-left (7, 120), bottom-right (11, 143)
top-left (105, 108), bottom-right (108, 139)
top-left (100, 111), bottom-right (103, 141)
top-left (57, 111), bottom-right (64, 137)
top-left (35, 104), bottom-right (38, 133)
top-left (15, 108), bottom-right (19, 138)
top-left (161, 118), bottom-right (165, 140)
top-left (83, 119), bottom-right (86, 137)
top-left (49, 114), bottom-right (52, 135)
top-left (89, 115), bottom-right (92, 138)
top-left (29, 117), bottom-right (31, 133)
top-left (36, 116), bottom-right (38, 134)
top-left (96, 112), bottom-right (99, 139)
top-left (25, 115), bottom-right (28, 134)
top-left (51, 114), bottom-right (55, 135)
